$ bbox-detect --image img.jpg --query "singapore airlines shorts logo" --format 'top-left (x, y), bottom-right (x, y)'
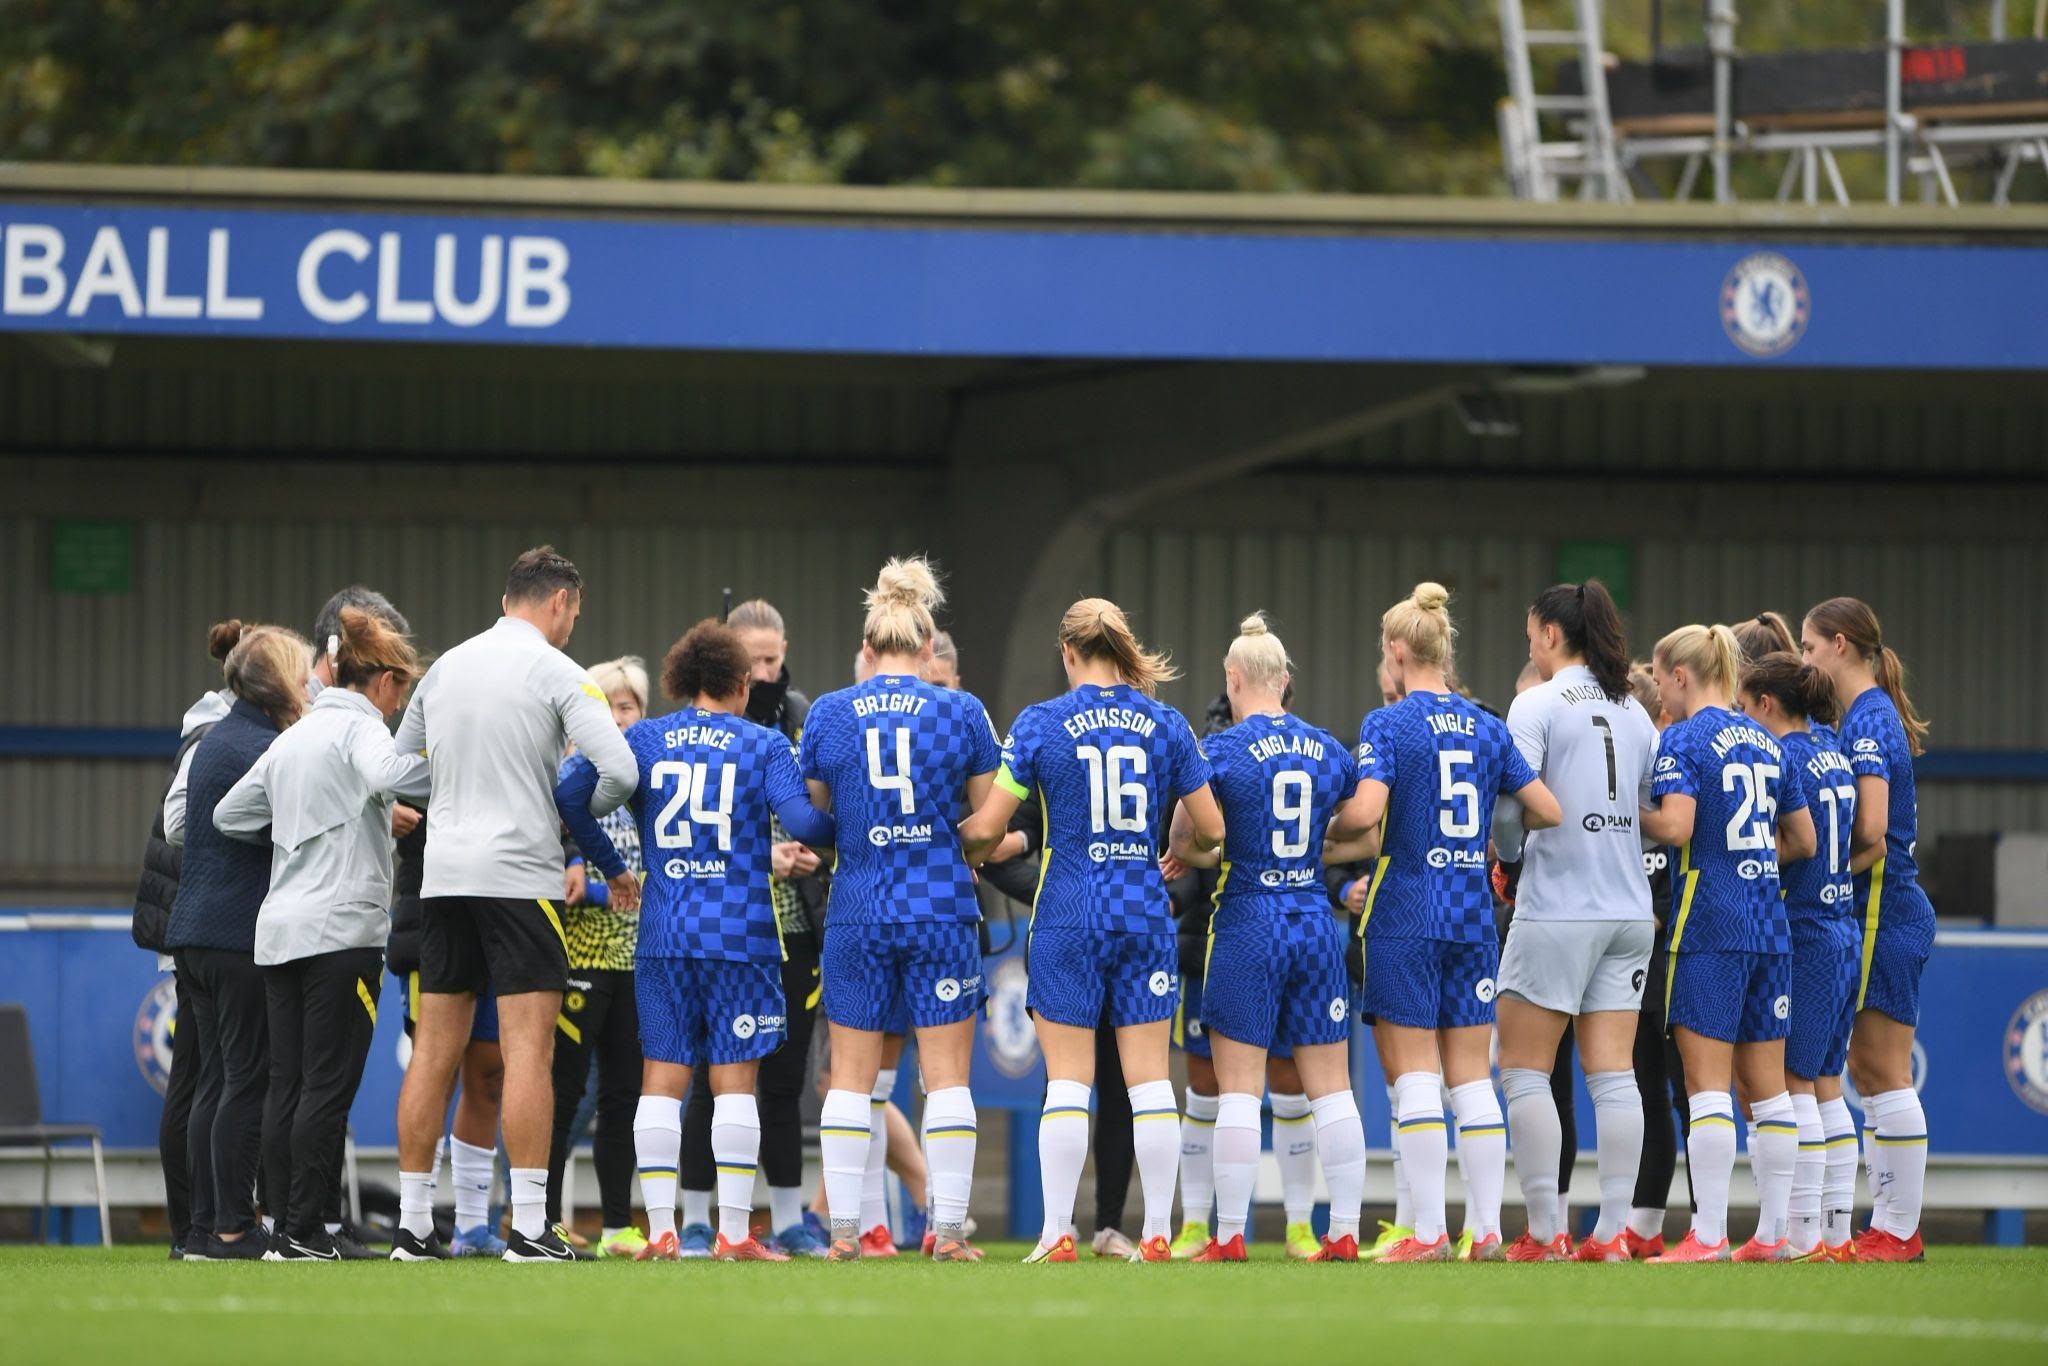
top-left (1329, 996), bottom-right (1348, 1023)
top-left (1148, 971), bottom-right (1174, 997)
top-left (1722, 252), bottom-right (1809, 357)
top-left (1772, 994), bottom-right (1791, 1021)
top-left (2006, 990), bottom-right (2048, 1116)
top-left (134, 974), bottom-right (178, 1096)
top-left (934, 977), bottom-right (962, 1003)
top-left (1474, 977), bottom-right (1496, 1004)
top-left (732, 1014), bottom-right (757, 1040)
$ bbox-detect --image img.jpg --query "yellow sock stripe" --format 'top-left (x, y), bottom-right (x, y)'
top-left (1133, 1108), bottom-right (1178, 1122)
top-left (1041, 1106), bottom-right (1090, 1119)
top-left (1690, 1115), bottom-right (1737, 1130)
top-left (925, 1125), bottom-right (978, 1138)
top-left (1182, 1116), bottom-right (1217, 1127)
top-left (557, 1013), bottom-right (583, 1044)
top-left (1272, 1114), bottom-right (1314, 1126)
top-left (819, 1126), bottom-right (870, 1138)
top-left (637, 1168), bottom-right (678, 1179)
top-left (1458, 1123), bottom-right (1506, 1136)
top-left (356, 977), bottom-right (378, 1025)
top-left (1822, 1135), bottom-right (1858, 1148)
top-left (1855, 857), bottom-right (1885, 1012)
top-left (1395, 1117), bottom-right (1446, 1133)
top-left (715, 1164), bottom-right (758, 1175)
top-left (1873, 1134), bottom-right (1928, 1146)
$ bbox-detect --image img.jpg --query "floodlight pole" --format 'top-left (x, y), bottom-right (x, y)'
top-left (1887, 0), bottom-right (1905, 204)
top-left (1709, 0), bottom-right (1737, 203)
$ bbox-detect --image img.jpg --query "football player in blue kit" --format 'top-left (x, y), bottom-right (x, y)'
top-left (802, 558), bottom-right (1004, 1263)
top-left (1164, 614), bottom-right (1368, 1263)
top-left (961, 598), bottom-right (1223, 1265)
top-left (1737, 650), bottom-right (1860, 1261)
top-left (1802, 597), bottom-right (1936, 1262)
top-left (1640, 625), bottom-right (1817, 1263)
top-left (556, 618), bottom-right (836, 1263)
top-left (1333, 583), bottom-right (1561, 1263)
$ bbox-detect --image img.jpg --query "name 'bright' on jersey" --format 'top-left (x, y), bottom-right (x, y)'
top-left (800, 673), bottom-right (1002, 926)
top-left (1355, 691), bottom-right (1538, 943)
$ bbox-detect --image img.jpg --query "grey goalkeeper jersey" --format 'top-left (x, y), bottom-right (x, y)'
top-left (1505, 663), bottom-right (1658, 923)
top-left (395, 615), bottom-right (637, 901)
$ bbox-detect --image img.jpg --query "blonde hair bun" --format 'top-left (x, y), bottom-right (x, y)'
top-left (1412, 582), bottom-right (1451, 613)
top-left (866, 556), bottom-right (944, 614)
top-left (1238, 612), bottom-right (1269, 637)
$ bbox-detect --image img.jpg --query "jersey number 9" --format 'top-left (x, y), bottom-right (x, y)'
top-left (652, 760), bottom-right (736, 851)
top-left (1272, 771), bottom-right (1312, 858)
top-left (1077, 743), bottom-right (1148, 833)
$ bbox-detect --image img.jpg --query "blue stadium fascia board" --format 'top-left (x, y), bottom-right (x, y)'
top-left (2, 202), bottom-right (2047, 368)
top-left (4, 725), bottom-right (2046, 778)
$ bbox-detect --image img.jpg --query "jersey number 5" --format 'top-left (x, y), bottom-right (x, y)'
top-left (1438, 750), bottom-right (1480, 838)
top-left (651, 760), bottom-right (736, 851)
top-left (1077, 743), bottom-right (1148, 833)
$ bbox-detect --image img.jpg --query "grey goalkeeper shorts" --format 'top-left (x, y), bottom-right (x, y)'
top-left (1496, 917), bottom-right (1654, 1016)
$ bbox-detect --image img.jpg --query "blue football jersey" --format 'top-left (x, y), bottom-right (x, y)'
top-left (614, 708), bottom-right (815, 964)
top-left (800, 674), bottom-right (1002, 927)
top-left (1651, 705), bottom-right (1806, 956)
top-left (1354, 692), bottom-right (1539, 944)
top-left (997, 683), bottom-right (1213, 935)
top-left (1779, 726), bottom-right (1856, 925)
top-left (1204, 712), bottom-right (1358, 923)
top-left (1837, 688), bottom-right (1923, 889)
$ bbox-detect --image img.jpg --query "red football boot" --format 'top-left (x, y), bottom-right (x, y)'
top-left (1379, 1234), bottom-right (1454, 1262)
top-left (1855, 1228), bottom-right (1925, 1262)
top-left (1621, 1228), bottom-right (1665, 1260)
top-left (1191, 1234), bottom-right (1248, 1263)
top-left (1648, 1231), bottom-right (1731, 1262)
top-left (714, 1233), bottom-right (790, 1262)
top-left (1505, 1231), bottom-right (1571, 1262)
top-left (859, 1224), bottom-right (900, 1258)
top-left (1307, 1234), bottom-right (1359, 1263)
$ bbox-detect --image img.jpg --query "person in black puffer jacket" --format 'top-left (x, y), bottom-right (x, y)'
top-left (130, 622), bottom-right (240, 1258)
top-left (163, 623), bottom-right (310, 1259)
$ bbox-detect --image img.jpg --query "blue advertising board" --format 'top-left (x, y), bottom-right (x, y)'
top-left (3, 203), bottom-right (2047, 367)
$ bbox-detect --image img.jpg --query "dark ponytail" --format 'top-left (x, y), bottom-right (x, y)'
top-left (1530, 580), bottom-right (1630, 703)
top-left (208, 619), bottom-right (245, 662)
top-left (1739, 651), bottom-right (1840, 727)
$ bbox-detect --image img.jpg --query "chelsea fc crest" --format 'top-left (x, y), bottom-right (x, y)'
top-left (1721, 252), bottom-right (1810, 358)
top-left (134, 974), bottom-right (178, 1096)
top-left (2007, 990), bottom-right (2048, 1117)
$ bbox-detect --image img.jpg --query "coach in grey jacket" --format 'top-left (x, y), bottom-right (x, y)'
top-left (388, 545), bottom-right (639, 1264)
top-left (215, 606), bottom-right (431, 1258)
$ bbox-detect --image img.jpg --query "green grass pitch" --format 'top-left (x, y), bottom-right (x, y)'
top-left (4, 1244), bottom-right (2045, 1364)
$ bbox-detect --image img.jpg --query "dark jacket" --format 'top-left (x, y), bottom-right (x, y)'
top-left (749, 669), bottom-right (828, 936)
top-left (130, 694), bottom-right (230, 952)
top-left (386, 817), bottom-right (428, 977)
top-left (163, 699), bottom-right (280, 954)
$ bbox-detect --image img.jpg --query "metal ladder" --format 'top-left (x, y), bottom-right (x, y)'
top-left (1498, 0), bottom-right (1629, 200)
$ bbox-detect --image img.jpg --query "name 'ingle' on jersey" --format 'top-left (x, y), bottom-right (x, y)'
top-left (616, 708), bottom-right (812, 964)
top-left (800, 672), bottom-right (1002, 927)
top-left (1651, 704), bottom-right (1808, 956)
top-left (1204, 712), bottom-right (1358, 921)
top-left (1355, 690), bottom-right (1539, 943)
top-left (1779, 726), bottom-right (1857, 924)
top-left (996, 682), bottom-right (1212, 935)
top-left (1505, 664), bottom-right (1660, 923)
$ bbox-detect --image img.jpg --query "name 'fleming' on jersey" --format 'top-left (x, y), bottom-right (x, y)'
top-left (1779, 726), bottom-right (1857, 924)
top-left (1204, 712), bottom-right (1357, 920)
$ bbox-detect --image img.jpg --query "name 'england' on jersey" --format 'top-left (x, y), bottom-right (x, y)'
top-left (1205, 712), bottom-right (1358, 923)
top-left (1780, 726), bottom-right (1857, 925)
top-left (800, 674), bottom-right (1002, 927)
top-left (624, 708), bottom-right (810, 964)
top-left (997, 683), bottom-right (1212, 936)
top-left (1356, 691), bottom-right (1539, 943)
top-left (1506, 664), bottom-right (1660, 923)
top-left (1651, 705), bottom-right (1807, 956)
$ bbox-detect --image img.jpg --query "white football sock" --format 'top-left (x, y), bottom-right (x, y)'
top-left (1818, 1096), bottom-right (1858, 1246)
top-left (1686, 1092), bottom-right (1737, 1247)
top-left (1211, 1092), bottom-right (1262, 1243)
top-left (680, 1188), bottom-right (712, 1231)
top-left (1746, 1118), bottom-right (1763, 1207)
top-left (449, 1136), bottom-right (495, 1232)
top-left (1860, 1101), bottom-right (1890, 1233)
top-left (1387, 1086), bottom-right (1411, 1228)
top-left (1586, 1071), bottom-right (1642, 1244)
top-left (398, 1168), bottom-right (437, 1241)
top-left (1627, 1207), bottom-right (1665, 1241)
top-left (1502, 1066), bottom-right (1560, 1241)
top-left (820, 1088), bottom-right (872, 1240)
top-left (633, 1093), bottom-right (682, 1242)
top-left (769, 1185), bottom-right (803, 1235)
top-left (1129, 1080), bottom-right (1181, 1242)
top-left (1449, 1080), bottom-right (1505, 1240)
top-left (922, 1086), bottom-right (978, 1234)
top-left (1179, 1091), bottom-right (1218, 1231)
top-left (1312, 1090), bottom-right (1366, 1242)
top-left (861, 1069), bottom-right (896, 1233)
top-left (1788, 1092), bottom-right (1826, 1254)
top-left (1270, 1092), bottom-right (1316, 1225)
top-left (1870, 1087), bottom-right (1927, 1238)
top-left (711, 1092), bottom-right (761, 1245)
top-left (1393, 1072), bottom-right (1449, 1244)
top-left (508, 1167), bottom-right (547, 1240)
top-left (1038, 1080), bottom-right (1091, 1245)
top-left (1750, 1092), bottom-right (1797, 1246)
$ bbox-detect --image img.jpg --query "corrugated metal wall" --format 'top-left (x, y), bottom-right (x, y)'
top-left (9, 497), bottom-right (2038, 888)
